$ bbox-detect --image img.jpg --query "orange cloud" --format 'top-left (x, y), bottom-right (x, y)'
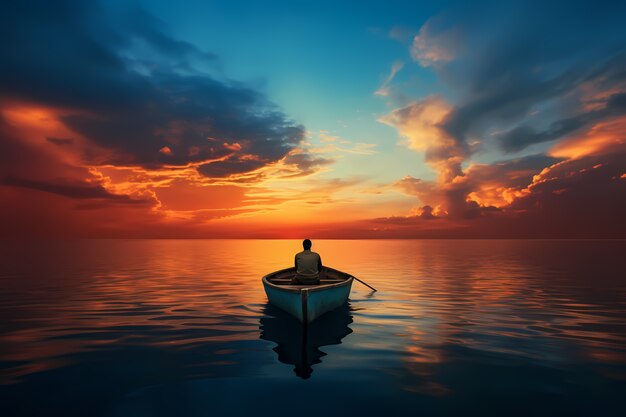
top-left (159, 146), bottom-right (173, 155)
top-left (380, 95), bottom-right (465, 183)
top-left (550, 117), bottom-right (626, 159)
top-left (223, 142), bottom-right (242, 151)
top-left (155, 182), bottom-right (247, 211)
top-left (379, 95), bottom-right (626, 235)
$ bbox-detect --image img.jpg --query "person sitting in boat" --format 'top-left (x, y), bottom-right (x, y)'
top-left (293, 239), bottom-right (322, 285)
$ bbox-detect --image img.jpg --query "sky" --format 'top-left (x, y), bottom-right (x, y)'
top-left (1, 0), bottom-right (625, 238)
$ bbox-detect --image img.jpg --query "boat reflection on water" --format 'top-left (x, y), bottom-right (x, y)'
top-left (259, 302), bottom-right (353, 379)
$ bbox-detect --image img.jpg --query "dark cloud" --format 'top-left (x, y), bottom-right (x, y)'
top-left (382, 0), bottom-right (626, 235)
top-left (281, 152), bottom-right (334, 177)
top-left (196, 150), bottom-right (334, 179)
top-left (396, 175), bottom-right (499, 219)
top-left (46, 137), bottom-right (74, 146)
top-left (418, 1), bottom-right (626, 154)
top-left (0, 0), bottom-right (306, 177)
top-left (378, 148), bottom-right (626, 237)
top-left (61, 72), bottom-right (303, 168)
top-left (0, 114), bottom-right (153, 214)
top-left (443, 187), bottom-right (498, 219)
top-left (0, 177), bottom-right (150, 203)
top-left (498, 92), bottom-right (626, 152)
top-left (508, 149), bottom-right (626, 225)
top-left (0, 1), bottom-right (142, 110)
top-left (283, 153), bottom-right (331, 171)
top-left (116, 6), bottom-right (217, 63)
top-left (463, 154), bottom-right (562, 192)
top-left (419, 205), bottom-right (436, 219)
top-left (197, 158), bottom-right (266, 178)
top-left (0, 116), bottom-right (81, 180)
top-left (372, 205), bottom-right (438, 224)
top-left (396, 153), bottom-right (562, 219)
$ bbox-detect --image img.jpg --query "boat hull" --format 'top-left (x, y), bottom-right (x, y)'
top-left (262, 267), bottom-right (353, 323)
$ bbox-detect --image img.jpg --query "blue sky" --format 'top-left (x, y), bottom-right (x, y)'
top-left (126, 0), bottom-right (445, 181)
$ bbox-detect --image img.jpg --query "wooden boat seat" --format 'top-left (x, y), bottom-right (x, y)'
top-left (269, 277), bottom-right (346, 286)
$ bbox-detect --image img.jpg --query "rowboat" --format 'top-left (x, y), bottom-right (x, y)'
top-left (262, 267), bottom-right (354, 323)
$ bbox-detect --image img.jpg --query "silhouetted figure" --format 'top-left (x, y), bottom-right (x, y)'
top-left (293, 239), bottom-right (322, 284)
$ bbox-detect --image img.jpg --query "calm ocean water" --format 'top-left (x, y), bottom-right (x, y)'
top-left (1, 239), bottom-right (625, 417)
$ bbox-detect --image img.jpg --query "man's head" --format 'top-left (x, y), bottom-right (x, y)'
top-left (302, 239), bottom-right (312, 250)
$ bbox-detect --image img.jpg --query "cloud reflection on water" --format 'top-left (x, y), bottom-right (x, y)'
top-left (0, 239), bottom-right (625, 416)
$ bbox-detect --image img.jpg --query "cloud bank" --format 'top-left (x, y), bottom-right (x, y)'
top-left (378, 0), bottom-right (626, 236)
top-left (0, 0), bottom-right (338, 237)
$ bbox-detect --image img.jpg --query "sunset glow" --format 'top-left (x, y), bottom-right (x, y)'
top-left (1, 0), bottom-right (625, 238)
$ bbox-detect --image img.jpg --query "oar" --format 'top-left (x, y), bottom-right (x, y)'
top-left (351, 276), bottom-right (377, 292)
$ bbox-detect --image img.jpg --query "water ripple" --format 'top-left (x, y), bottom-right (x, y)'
top-left (1, 239), bottom-right (625, 416)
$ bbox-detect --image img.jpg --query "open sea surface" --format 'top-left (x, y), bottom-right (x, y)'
top-left (1, 239), bottom-right (625, 417)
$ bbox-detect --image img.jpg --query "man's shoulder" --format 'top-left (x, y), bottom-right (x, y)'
top-left (296, 250), bottom-right (320, 257)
